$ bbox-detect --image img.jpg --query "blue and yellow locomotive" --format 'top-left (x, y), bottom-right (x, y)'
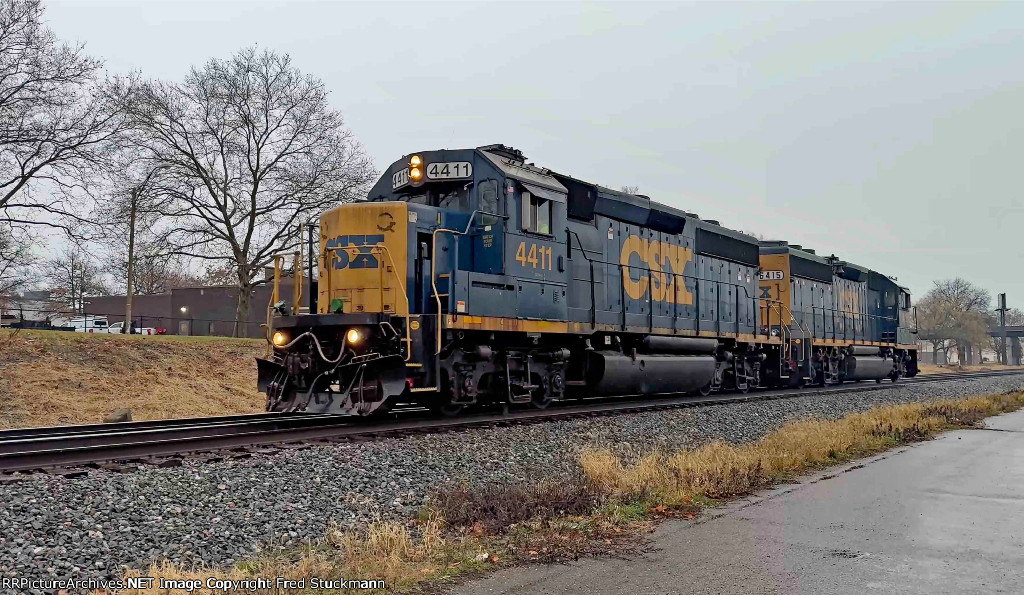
top-left (258, 145), bottom-right (918, 416)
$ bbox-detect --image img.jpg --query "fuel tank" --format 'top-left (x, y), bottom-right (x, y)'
top-left (843, 355), bottom-right (893, 381)
top-left (585, 351), bottom-right (716, 395)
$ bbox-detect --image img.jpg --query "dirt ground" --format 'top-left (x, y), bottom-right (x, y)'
top-left (917, 362), bottom-right (1024, 375)
top-left (0, 329), bottom-right (266, 429)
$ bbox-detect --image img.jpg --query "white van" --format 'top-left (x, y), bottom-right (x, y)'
top-left (69, 315), bottom-right (109, 333)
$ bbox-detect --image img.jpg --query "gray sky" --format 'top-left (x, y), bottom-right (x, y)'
top-left (47, 0), bottom-right (1024, 304)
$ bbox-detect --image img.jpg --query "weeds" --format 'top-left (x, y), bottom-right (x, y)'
top-left (119, 518), bottom-right (485, 594)
top-left (428, 477), bottom-right (603, 534)
top-left (581, 391), bottom-right (1024, 505)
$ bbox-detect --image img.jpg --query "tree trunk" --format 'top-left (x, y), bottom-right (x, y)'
top-left (123, 193), bottom-right (137, 334)
top-left (234, 268), bottom-right (252, 338)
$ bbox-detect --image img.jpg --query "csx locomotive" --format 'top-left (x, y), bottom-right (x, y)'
top-left (257, 145), bottom-right (919, 416)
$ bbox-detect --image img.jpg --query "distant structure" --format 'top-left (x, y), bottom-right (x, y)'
top-left (0, 290), bottom-right (67, 329)
top-left (86, 271), bottom-right (308, 338)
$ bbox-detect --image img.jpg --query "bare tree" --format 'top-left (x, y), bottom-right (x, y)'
top-left (0, 222), bottom-right (32, 298)
top-left (111, 250), bottom-right (203, 295)
top-left (0, 0), bottom-right (129, 230)
top-left (620, 185), bottom-right (639, 195)
top-left (44, 246), bottom-right (109, 315)
top-left (917, 278), bottom-right (992, 364)
top-left (90, 164), bottom-right (167, 330)
top-left (124, 47), bottom-right (375, 336)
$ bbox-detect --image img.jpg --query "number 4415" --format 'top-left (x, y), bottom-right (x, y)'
top-left (515, 242), bottom-right (553, 270)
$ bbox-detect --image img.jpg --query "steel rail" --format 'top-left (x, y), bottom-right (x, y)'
top-left (1, 370), bottom-right (1022, 474)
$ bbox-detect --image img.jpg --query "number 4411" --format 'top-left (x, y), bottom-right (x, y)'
top-left (515, 242), bottom-right (553, 270)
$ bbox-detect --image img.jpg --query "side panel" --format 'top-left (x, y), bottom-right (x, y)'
top-left (504, 187), bottom-right (568, 321)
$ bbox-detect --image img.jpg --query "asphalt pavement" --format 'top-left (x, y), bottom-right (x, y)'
top-left (454, 408), bottom-right (1024, 595)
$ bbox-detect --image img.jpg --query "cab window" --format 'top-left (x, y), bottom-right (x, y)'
top-left (478, 180), bottom-right (498, 224)
top-left (521, 191), bottom-right (551, 235)
top-left (438, 186), bottom-right (470, 211)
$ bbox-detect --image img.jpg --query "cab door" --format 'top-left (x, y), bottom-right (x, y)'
top-left (471, 179), bottom-right (504, 274)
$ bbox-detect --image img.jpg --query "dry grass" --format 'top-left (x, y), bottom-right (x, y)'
top-left (0, 329), bottom-right (265, 428)
top-left (918, 362), bottom-right (1024, 375)
top-left (108, 391), bottom-right (1024, 594)
top-left (117, 519), bottom-right (487, 594)
top-left (428, 478), bottom-right (603, 534)
top-left (581, 391), bottom-right (1024, 505)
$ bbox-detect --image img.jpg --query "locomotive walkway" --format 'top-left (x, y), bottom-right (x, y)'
top-left (454, 408), bottom-right (1024, 595)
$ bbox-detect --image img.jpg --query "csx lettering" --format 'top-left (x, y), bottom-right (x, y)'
top-left (620, 236), bottom-right (694, 304)
top-left (327, 235), bottom-right (385, 269)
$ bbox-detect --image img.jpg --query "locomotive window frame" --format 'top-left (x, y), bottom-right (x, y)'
top-left (521, 191), bottom-right (553, 236)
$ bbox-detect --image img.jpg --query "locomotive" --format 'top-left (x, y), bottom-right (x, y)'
top-left (257, 145), bottom-right (918, 416)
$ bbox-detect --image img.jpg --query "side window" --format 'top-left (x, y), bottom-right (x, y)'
top-left (479, 180), bottom-right (498, 224)
top-left (522, 192), bottom-right (551, 234)
top-left (534, 196), bottom-right (551, 234)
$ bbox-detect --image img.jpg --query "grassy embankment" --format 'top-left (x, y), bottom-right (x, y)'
top-left (0, 329), bottom-right (265, 428)
top-left (116, 390), bottom-right (1024, 594)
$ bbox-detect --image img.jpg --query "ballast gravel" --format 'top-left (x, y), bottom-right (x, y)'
top-left (1, 374), bottom-right (1023, 590)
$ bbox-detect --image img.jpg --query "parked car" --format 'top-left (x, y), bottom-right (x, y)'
top-left (69, 315), bottom-right (109, 333)
top-left (107, 321), bottom-right (160, 335)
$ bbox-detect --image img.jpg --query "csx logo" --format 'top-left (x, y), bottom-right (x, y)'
top-left (327, 235), bottom-right (385, 269)
top-left (620, 236), bottom-right (694, 304)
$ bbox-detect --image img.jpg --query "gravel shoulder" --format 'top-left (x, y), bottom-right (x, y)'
top-left (2, 374), bottom-right (1023, 590)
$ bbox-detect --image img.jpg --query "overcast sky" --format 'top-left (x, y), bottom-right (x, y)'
top-left (46, 0), bottom-right (1024, 304)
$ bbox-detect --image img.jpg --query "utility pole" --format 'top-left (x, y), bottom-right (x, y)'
top-left (123, 167), bottom-right (162, 335)
top-left (124, 186), bottom-right (138, 334)
top-left (997, 293), bottom-right (1008, 365)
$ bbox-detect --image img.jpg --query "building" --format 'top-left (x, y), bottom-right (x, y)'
top-left (0, 290), bottom-right (69, 328)
top-left (85, 274), bottom-right (309, 338)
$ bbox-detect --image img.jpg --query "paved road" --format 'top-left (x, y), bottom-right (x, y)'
top-left (454, 409), bottom-right (1024, 595)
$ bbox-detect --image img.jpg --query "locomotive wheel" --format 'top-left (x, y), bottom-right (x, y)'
top-left (530, 387), bottom-right (554, 409)
top-left (728, 373), bottom-right (750, 394)
top-left (430, 402), bottom-right (465, 417)
top-left (425, 374), bottom-right (465, 416)
top-left (530, 376), bottom-right (554, 409)
top-left (424, 390), bottom-right (465, 417)
top-left (698, 382), bottom-right (713, 396)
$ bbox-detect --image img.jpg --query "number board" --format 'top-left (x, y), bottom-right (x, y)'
top-left (392, 168), bottom-right (410, 189)
top-left (426, 161), bottom-right (472, 180)
top-left (759, 270), bottom-right (784, 281)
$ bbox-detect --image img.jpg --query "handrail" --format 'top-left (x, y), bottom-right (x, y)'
top-left (796, 305), bottom-right (900, 345)
top-left (266, 251), bottom-right (300, 356)
top-left (430, 209), bottom-right (508, 354)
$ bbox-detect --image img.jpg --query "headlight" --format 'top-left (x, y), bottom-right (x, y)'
top-left (409, 154), bottom-right (422, 167)
top-left (346, 328), bottom-right (363, 345)
top-left (410, 167), bottom-right (422, 181)
top-left (272, 331), bottom-right (288, 346)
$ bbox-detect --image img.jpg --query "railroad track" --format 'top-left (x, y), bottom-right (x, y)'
top-left (2, 369), bottom-right (1022, 476)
